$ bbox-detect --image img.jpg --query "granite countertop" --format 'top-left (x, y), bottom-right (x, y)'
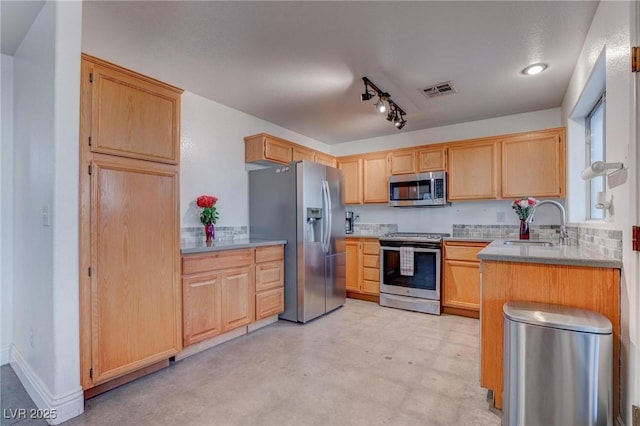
top-left (181, 238), bottom-right (287, 255)
top-left (477, 239), bottom-right (622, 269)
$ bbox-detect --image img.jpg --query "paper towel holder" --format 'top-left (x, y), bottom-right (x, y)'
top-left (580, 161), bottom-right (624, 180)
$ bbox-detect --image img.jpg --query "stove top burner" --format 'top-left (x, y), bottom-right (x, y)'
top-left (380, 232), bottom-right (451, 242)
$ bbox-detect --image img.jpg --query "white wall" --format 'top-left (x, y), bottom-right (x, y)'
top-left (11, 1), bottom-right (83, 423)
top-left (180, 91), bottom-right (330, 228)
top-left (1, 54), bottom-right (14, 365)
top-left (561, 1), bottom-right (637, 423)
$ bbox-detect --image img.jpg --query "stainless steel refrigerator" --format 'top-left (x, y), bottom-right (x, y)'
top-left (249, 161), bottom-right (346, 323)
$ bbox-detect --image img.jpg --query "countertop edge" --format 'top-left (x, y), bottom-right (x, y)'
top-left (477, 239), bottom-right (622, 269)
top-left (181, 239), bottom-right (287, 255)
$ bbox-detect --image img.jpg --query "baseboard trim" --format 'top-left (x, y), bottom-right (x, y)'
top-left (1, 343), bottom-right (10, 365)
top-left (10, 345), bottom-right (84, 425)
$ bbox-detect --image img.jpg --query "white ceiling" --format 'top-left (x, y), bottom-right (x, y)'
top-left (6, 1), bottom-right (599, 145)
top-left (1, 0), bottom-right (45, 56)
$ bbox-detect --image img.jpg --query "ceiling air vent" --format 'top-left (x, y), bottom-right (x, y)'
top-left (422, 81), bottom-right (457, 98)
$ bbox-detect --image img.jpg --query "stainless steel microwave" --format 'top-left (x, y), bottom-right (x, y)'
top-left (388, 171), bottom-right (448, 207)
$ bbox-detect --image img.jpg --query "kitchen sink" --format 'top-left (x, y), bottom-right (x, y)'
top-left (503, 240), bottom-right (555, 247)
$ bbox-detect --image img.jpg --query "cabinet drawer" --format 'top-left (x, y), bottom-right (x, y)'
top-left (255, 245), bottom-right (284, 263)
top-left (256, 287), bottom-right (284, 320)
top-left (444, 243), bottom-right (488, 262)
top-left (255, 261), bottom-right (283, 292)
top-left (363, 254), bottom-right (379, 269)
top-left (362, 241), bottom-right (380, 255)
top-left (363, 267), bottom-right (379, 282)
top-left (182, 249), bottom-right (252, 275)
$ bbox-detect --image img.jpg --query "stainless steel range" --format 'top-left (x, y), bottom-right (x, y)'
top-left (378, 232), bottom-right (450, 315)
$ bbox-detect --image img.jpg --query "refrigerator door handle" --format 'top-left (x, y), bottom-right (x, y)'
top-left (326, 180), bottom-right (332, 252)
top-left (322, 180), bottom-right (330, 254)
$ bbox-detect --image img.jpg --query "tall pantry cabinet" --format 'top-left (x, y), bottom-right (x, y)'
top-left (79, 54), bottom-right (183, 395)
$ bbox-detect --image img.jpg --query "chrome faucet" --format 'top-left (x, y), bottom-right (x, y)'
top-left (525, 200), bottom-right (569, 245)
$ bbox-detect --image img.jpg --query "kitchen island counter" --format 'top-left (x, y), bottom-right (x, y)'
top-left (477, 239), bottom-right (621, 269)
top-left (181, 239), bottom-right (286, 255)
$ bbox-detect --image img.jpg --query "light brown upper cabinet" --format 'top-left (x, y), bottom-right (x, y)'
top-left (500, 128), bottom-right (565, 198)
top-left (417, 146), bottom-right (446, 172)
top-left (314, 151), bottom-right (338, 168)
top-left (338, 157), bottom-right (363, 204)
top-left (292, 145), bottom-right (315, 162)
top-left (244, 133), bottom-right (336, 168)
top-left (390, 151), bottom-right (417, 175)
top-left (245, 134), bottom-right (293, 165)
top-left (448, 141), bottom-right (499, 200)
top-left (84, 54), bottom-right (182, 165)
top-left (362, 153), bottom-right (389, 203)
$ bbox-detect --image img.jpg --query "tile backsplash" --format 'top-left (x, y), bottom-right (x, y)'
top-left (181, 226), bottom-right (248, 244)
top-left (452, 224), bottom-right (562, 241)
top-left (352, 223), bottom-right (398, 236)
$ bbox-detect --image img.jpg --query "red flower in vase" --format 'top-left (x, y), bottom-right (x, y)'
top-left (196, 195), bottom-right (219, 225)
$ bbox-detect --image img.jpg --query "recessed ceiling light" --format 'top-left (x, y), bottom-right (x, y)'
top-left (522, 63), bottom-right (548, 75)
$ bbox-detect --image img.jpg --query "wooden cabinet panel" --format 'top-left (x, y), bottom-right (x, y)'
top-left (448, 142), bottom-right (498, 200)
top-left (480, 261), bottom-right (620, 417)
top-left (362, 280), bottom-right (380, 295)
top-left (442, 241), bottom-right (488, 318)
top-left (182, 249), bottom-right (252, 275)
top-left (255, 245), bottom-right (284, 264)
top-left (264, 138), bottom-right (293, 164)
top-left (338, 158), bottom-right (363, 204)
top-left (363, 241), bottom-right (380, 255)
top-left (390, 151), bottom-right (416, 175)
top-left (256, 287), bottom-right (285, 320)
top-left (182, 273), bottom-right (222, 346)
top-left (221, 267), bottom-right (254, 332)
top-left (255, 261), bottom-right (283, 292)
top-left (293, 146), bottom-right (314, 162)
top-left (314, 152), bottom-right (337, 167)
top-left (90, 155), bottom-right (181, 384)
top-left (418, 147), bottom-right (446, 171)
top-left (442, 260), bottom-right (481, 311)
top-left (245, 134), bottom-right (292, 165)
top-left (363, 154), bottom-right (389, 203)
top-left (363, 254), bottom-right (379, 269)
top-left (85, 56), bottom-right (182, 164)
top-left (345, 240), bottom-right (362, 292)
top-left (501, 129), bottom-right (565, 198)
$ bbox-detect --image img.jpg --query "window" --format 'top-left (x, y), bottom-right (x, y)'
top-left (586, 93), bottom-right (605, 219)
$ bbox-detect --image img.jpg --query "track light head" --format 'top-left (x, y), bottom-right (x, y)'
top-left (360, 92), bottom-right (374, 102)
top-left (375, 99), bottom-right (387, 113)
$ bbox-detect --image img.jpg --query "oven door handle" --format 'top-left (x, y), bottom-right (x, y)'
top-left (380, 246), bottom-right (441, 253)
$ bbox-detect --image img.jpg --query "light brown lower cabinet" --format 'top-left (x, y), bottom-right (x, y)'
top-left (182, 245), bottom-right (284, 347)
top-left (345, 237), bottom-right (380, 301)
top-left (442, 241), bottom-right (489, 318)
top-left (480, 260), bottom-right (620, 419)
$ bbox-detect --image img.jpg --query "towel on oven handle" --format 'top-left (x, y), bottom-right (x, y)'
top-left (399, 246), bottom-right (414, 276)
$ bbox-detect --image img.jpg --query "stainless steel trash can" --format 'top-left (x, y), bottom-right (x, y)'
top-left (502, 301), bottom-right (612, 426)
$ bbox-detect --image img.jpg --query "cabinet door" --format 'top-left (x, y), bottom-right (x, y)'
top-left (314, 152), bottom-right (337, 168)
top-left (418, 147), bottom-right (446, 171)
top-left (221, 267), bottom-right (254, 332)
top-left (183, 273), bottom-right (222, 346)
top-left (363, 153), bottom-right (389, 203)
top-left (338, 158), bottom-right (363, 204)
top-left (448, 142), bottom-right (498, 200)
top-left (442, 260), bottom-right (481, 311)
top-left (264, 137), bottom-right (293, 164)
top-left (390, 151), bottom-right (416, 175)
top-left (87, 58), bottom-right (181, 164)
top-left (501, 130), bottom-right (565, 198)
top-left (345, 240), bottom-right (362, 292)
top-left (293, 146), bottom-right (315, 162)
top-left (91, 155), bottom-right (180, 384)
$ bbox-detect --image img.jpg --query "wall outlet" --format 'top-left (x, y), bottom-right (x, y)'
top-left (496, 212), bottom-right (506, 223)
top-left (41, 204), bottom-right (50, 227)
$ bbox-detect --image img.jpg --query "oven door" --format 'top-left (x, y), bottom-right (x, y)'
top-left (379, 245), bottom-right (441, 300)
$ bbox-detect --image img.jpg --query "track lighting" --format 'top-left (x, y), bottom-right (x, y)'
top-left (360, 77), bottom-right (407, 130)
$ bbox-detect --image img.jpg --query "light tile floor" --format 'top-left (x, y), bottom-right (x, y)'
top-left (4, 299), bottom-right (501, 425)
